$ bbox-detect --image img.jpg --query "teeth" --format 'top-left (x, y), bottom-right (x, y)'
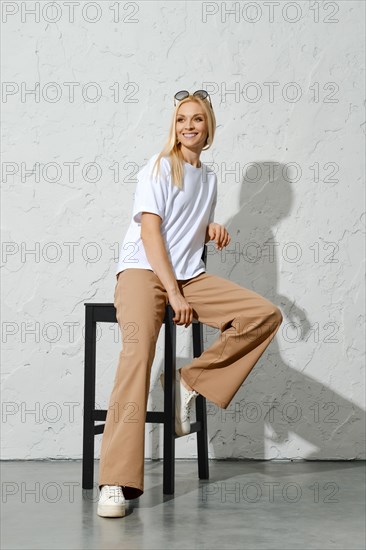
top-left (183, 133), bottom-right (197, 137)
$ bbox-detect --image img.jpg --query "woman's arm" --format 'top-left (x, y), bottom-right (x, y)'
top-left (141, 212), bottom-right (180, 296)
top-left (205, 222), bottom-right (231, 250)
top-left (141, 212), bottom-right (194, 326)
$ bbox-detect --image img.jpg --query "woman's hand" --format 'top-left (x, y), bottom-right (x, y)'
top-left (167, 290), bottom-right (193, 328)
top-left (206, 223), bottom-right (231, 250)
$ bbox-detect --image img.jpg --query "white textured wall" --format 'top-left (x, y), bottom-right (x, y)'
top-left (2, 1), bottom-right (365, 461)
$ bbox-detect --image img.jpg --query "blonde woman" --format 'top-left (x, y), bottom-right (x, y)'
top-left (97, 90), bottom-right (283, 517)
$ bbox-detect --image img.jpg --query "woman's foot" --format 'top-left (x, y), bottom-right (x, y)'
top-left (97, 485), bottom-right (126, 517)
top-left (175, 370), bottom-right (199, 436)
top-left (159, 369), bottom-right (199, 436)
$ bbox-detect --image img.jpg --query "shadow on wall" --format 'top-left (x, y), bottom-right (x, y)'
top-left (149, 160), bottom-right (365, 462)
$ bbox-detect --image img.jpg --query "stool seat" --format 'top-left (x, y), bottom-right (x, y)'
top-left (82, 248), bottom-right (209, 495)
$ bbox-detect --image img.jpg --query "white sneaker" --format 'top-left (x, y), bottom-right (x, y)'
top-left (160, 370), bottom-right (199, 436)
top-left (97, 485), bottom-right (126, 517)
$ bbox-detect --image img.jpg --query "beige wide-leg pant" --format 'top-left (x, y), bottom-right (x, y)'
top-left (98, 268), bottom-right (283, 500)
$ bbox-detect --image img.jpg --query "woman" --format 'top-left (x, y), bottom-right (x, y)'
top-left (97, 90), bottom-right (283, 518)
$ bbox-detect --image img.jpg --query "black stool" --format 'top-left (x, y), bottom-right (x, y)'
top-left (82, 247), bottom-right (210, 494)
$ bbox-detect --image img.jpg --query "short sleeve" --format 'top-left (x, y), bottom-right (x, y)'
top-left (132, 156), bottom-right (167, 225)
top-left (208, 176), bottom-right (217, 224)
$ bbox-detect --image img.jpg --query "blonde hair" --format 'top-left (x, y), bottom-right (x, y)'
top-left (151, 95), bottom-right (216, 190)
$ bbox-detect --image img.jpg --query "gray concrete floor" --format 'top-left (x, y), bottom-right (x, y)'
top-left (1, 459), bottom-right (365, 549)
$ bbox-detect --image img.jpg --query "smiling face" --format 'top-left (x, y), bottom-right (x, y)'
top-left (175, 100), bottom-right (208, 152)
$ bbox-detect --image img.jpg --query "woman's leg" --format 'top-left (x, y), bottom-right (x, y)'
top-left (98, 268), bottom-right (168, 499)
top-left (178, 272), bottom-right (283, 410)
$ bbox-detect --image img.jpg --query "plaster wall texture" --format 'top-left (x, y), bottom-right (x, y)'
top-left (2, 1), bottom-right (365, 460)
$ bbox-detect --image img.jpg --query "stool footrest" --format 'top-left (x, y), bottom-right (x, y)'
top-left (93, 410), bottom-right (200, 426)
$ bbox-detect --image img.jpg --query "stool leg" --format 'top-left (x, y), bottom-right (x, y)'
top-left (163, 305), bottom-right (176, 494)
top-left (192, 322), bottom-right (209, 480)
top-left (196, 395), bottom-right (209, 479)
top-left (82, 305), bottom-right (96, 489)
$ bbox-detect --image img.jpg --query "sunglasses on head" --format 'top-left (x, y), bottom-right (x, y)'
top-left (174, 89), bottom-right (212, 108)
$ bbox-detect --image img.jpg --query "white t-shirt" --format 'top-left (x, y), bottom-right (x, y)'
top-left (116, 153), bottom-right (217, 280)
